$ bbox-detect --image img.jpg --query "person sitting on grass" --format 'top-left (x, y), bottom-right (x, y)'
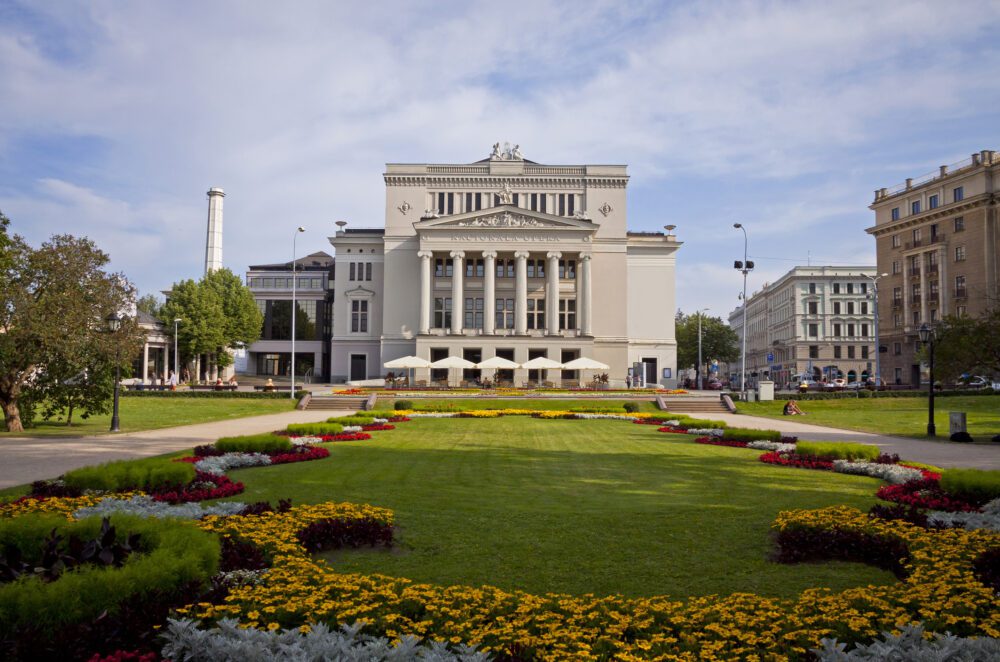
top-left (783, 399), bottom-right (805, 416)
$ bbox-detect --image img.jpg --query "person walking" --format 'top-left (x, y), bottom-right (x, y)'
top-left (168, 370), bottom-right (178, 391)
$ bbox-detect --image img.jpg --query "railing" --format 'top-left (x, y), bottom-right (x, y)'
top-left (427, 165), bottom-right (489, 175)
top-left (926, 264), bottom-right (939, 275)
top-left (910, 296), bottom-right (922, 305)
top-left (908, 268), bottom-right (921, 278)
top-left (523, 166), bottom-right (586, 175)
top-left (892, 298), bottom-right (903, 308)
top-left (928, 292), bottom-right (939, 302)
top-left (876, 153), bottom-right (987, 200)
top-left (954, 288), bottom-right (968, 299)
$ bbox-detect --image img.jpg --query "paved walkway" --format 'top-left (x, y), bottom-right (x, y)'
top-left (0, 409), bottom-right (344, 489)
top-left (705, 412), bottom-right (1000, 470)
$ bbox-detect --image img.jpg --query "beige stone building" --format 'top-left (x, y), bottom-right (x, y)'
top-left (867, 150), bottom-right (999, 386)
top-left (728, 266), bottom-right (876, 389)
top-left (328, 145), bottom-right (681, 387)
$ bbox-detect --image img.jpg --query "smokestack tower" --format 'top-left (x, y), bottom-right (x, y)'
top-left (204, 187), bottom-right (225, 274)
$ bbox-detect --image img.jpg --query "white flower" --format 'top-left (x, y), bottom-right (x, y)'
top-left (687, 428), bottom-right (725, 437)
top-left (748, 440), bottom-right (797, 453)
top-left (928, 497), bottom-right (1000, 531)
top-left (195, 452), bottom-right (272, 476)
top-left (341, 425), bottom-right (363, 433)
top-left (831, 460), bottom-right (924, 485)
top-left (73, 495), bottom-right (247, 520)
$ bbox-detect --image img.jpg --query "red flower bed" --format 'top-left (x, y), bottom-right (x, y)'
top-left (88, 651), bottom-right (159, 662)
top-left (657, 426), bottom-right (688, 434)
top-left (387, 416), bottom-right (410, 422)
top-left (309, 432), bottom-right (372, 442)
top-left (269, 446), bottom-right (330, 465)
top-left (876, 477), bottom-right (979, 512)
top-left (759, 451), bottom-right (834, 471)
top-left (694, 436), bottom-right (748, 448)
top-left (634, 419), bottom-right (670, 426)
top-left (153, 472), bottom-right (244, 504)
top-left (361, 424), bottom-right (395, 431)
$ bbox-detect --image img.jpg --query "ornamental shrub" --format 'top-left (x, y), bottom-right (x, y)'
top-left (622, 402), bottom-right (640, 413)
top-left (813, 624), bottom-right (1000, 661)
top-left (940, 468), bottom-right (1000, 505)
top-left (796, 441), bottom-right (880, 461)
top-left (331, 415), bottom-right (377, 427)
top-left (215, 434), bottom-right (292, 454)
top-left (286, 422), bottom-right (343, 436)
top-left (394, 399), bottom-right (413, 410)
top-left (64, 458), bottom-right (195, 493)
top-left (721, 427), bottom-right (782, 443)
top-left (0, 514), bottom-right (218, 635)
top-left (121, 390), bottom-right (307, 399)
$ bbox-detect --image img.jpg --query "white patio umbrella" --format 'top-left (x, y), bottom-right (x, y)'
top-left (476, 356), bottom-right (520, 369)
top-left (430, 355), bottom-right (477, 387)
top-left (520, 356), bottom-right (563, 370)
top-left (561, 356), bottom-right (611, 387)
top-left (383, 356), bottom-right (432, 388)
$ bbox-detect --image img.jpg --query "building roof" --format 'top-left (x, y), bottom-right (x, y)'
top-left (343, 228), bottom-right (385, 235)
top-left (249, 251), bottom-right (334, 271)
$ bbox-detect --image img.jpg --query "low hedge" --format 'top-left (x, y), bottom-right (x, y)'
top-left (64, 457), bottom-right (195, 492)
top-left (330, 415), bottom-right (377, 427)
top-left (663, 414), bottom-right (728, 429)
top-left (940, 468), bottom-right (1000, 505)
top-left (286, 422), bottom-right (344, 436)
top-left (215, 434), bottom-right (292, 454)
top-left (774, 390), bottom-right (999, 400)
top-left (121, 390), bottom-right (308, 399)
top-left (796, 441), bottom-right (880, 461)
top-left (0, 513), bottom-right (218, 634)
top-left (722, 427), bottom-right (782, 443)
top-left (394, 399), bottom-right (413, 411)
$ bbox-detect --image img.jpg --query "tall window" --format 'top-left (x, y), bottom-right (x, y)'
top-left (847, 301), bottom-right (855, 314)
top-left (809, 345), bottom-right (819, 359)
top-left (808, 323), bottom-right (818, 338)
top-left (834, 346), bottom-right (842, 359)
top-left (955, 245), bottom-right (966, 261)
top-left (847, 283), bottom-right (854, 294)
top-left (954, 216), bottom-right (964, 231)
top-left (860, 282), bottom-right (867, 293)
top-left (559, 259), bottom-right (576, 279)
top-left (861, 323), bottom-right (869, 336)
top-left (893, 313), bottom-right (901, 327)
top-left (527, 299), bottom-right (545, 329)
top-left (955, 275), bottom-right (966, 296)
top-left (929, 194), bottom-right (939, 209)
top-left (847, 346), bottom-right (856, 359)
top-left (891, 234), bottom-right (901, 247)
top-left (365, 263), bottom-right (372, 281)
top-left (847, 323), bottom-right (855, 336)
top-left (529, 193), bottom-right (547, 212)
top-left (349, 263), bottom-right (356, 281)
top-left (558, 299), bottom-right (576, 330)
top-left (808, 301), bottom-right (818, 314)
top-left (861, 301), bottom-right (868, 314)
top-left (466, 259), bottom-right (484, 278)
top-left (464, 297), bottom-right (484, 329)
top-left (833, 283), bottom-right (840, 294)
top-left (912, 227), bottom-right (921, 244)
top-left (557, 194), bottom-right (575, 216)
top-left (892, 287), bottom-right (901, 303)
top-left (911, 200), bottom-right (921, 214)
top-left (808, 282), bottom-right (816, 294)
top-left (833, 323), bottom-right (842, 337)
top-left (891, 208), bottom-right (900, 221)
top-left (433, 297), bottom-right (452, 328)
top-left (350, 300), bottom-right (368, 333)
top-left (436, 192), bottom-right (455, 215)
top-left (892, 260), bottom-right (901, 274)
top-left (833, 301), bottom-right (841, 314)
top-left (435, 258), bottom-right (453, 277)
top-left (861, 345), bottom-right (869, 359)
top-left (495, 298), bottom-right (514, 329)
top-left (953, 186), bottom-right (963, 202)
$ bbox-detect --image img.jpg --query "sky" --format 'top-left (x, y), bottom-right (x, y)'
top-left (2, 0), bottom-right (1000, 321)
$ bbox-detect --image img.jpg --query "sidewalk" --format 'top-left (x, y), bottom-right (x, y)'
top-left (706, 412), bottom-right (1000, 470)
top-left (0, 409), bottom-right (346, 490)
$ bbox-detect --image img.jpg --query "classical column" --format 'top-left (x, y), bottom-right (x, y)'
top-left (142, 343), bottom-right (150, 382)
top-left (546, 251), bottom-right (561, 335)
top-left (514, 250), bottom-right (529, 334)
top-left (937, 247), bottom-right (948, 316)
top-left (919, 251), bottom-right (929, 325)
top-left (483, 250), bottom-right (497, 335)
top-left (418, 251), bottom-right (433, 334)
top-left (450, 250), bottom-right (465, 335)
top-left (579, 253), bottom-right (592, 335)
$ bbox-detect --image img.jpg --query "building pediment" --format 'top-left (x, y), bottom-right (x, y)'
top-left (414, 205), bottom-right (596, 232)
top-left (345, 285), bottom-right (376, 299)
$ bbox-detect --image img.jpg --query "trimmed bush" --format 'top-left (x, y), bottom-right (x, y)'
top-left (0, 514), bottom-right (218, 635)
top-left (664, 414), bottom-right (728, 429)
top-left (950, 431), bottom-right (974, 443)
top-left (214, 434), bottom-right (292, 454)
top-left (796, 441), bottom-right (880, 461)
top-left (622, 402), bottom-right (640, 413)
top-left (940, 468), bottom-right (1000, 506)
top-left (394, 399), bottom-right (413, 411)
top-left (722, 427), bottom-right (782, 443)
top-left (64, 457), bottom-right (195, 493)
top-left (286, 422), bottom-right (344, 436)
top-left (122, 390), bottom-right (308, 399)
top-left (331, 415), bottom-right (377, 427)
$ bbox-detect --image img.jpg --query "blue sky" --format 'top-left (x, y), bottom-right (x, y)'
top-left (2, 0), bottom-right (1000, 319)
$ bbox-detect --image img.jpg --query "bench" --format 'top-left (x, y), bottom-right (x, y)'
top-left (191, 384), bottom-right (238, 391)
top-left (127, 384), bottom-right (169, 391)
top-left (252, 385), bottom-right (294, 392)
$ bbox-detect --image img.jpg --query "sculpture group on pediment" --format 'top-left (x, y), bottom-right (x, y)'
top-left (489, 142), bottom-right (524, 161)
top-left (455, 212), bottom-right (549, 228)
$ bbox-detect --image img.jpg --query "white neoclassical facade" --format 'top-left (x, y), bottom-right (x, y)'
top-left (329, 146), bottom-right (681, 387)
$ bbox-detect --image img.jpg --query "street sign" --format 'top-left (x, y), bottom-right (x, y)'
top-left (766, 353), bottom-right (774, 362)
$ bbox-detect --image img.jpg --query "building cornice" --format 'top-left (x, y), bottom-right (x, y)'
top-left (866, 194), bottom-right (990, 236)
top-left (383, 174), bottom-right (629, 189)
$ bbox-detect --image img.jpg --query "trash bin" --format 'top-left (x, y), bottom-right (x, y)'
top-left (757, 380), bottom-right (774, 401)
top-left (743, 390), bottom-right (756, 403)
top-left (949, 412), bottom-right (967, 436)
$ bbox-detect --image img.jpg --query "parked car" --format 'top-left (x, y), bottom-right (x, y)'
top-left (822, 378), bottom-right (846, 391)
top-left (844, 381), bottom-right (865, 390)
top-left (959, 375), bottom-right (1000, 390)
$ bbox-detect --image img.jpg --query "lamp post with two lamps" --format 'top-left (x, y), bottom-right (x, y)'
top-left (733, 223), bottom-right (753, 400)
top-left (291, 227), bottom-right (305, 400)
top-left (918, 323), bottom-right (936, 436)
top-left (173, 318), bottom-right (182, 386)
top-left (105, 313), bottom-right (123, 432)
top-left (864, 273), bottom-right (888, 396)
top-left (696, 307), bottom-right (709, 390)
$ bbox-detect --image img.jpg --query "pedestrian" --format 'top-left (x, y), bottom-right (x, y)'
top-left (168, 370), bottom-right (178, 390)
top-left (626, 374), bottom-right (632, 389)
top-left (181, 368), bottom-right (190, 383)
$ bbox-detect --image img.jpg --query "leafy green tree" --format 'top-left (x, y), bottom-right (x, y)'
top-left (202, 268), bottom-right (264, 350)
top-left (675, 311), bottom-right (739, 377)
top-left (38, 357), bottom-right (117, 426)
top-left (924, 308), bottom-right (1000, 381)
top-left (136, 293), bottom-right (163, 318)
top-left (159, 279), bottom-right (227, 370)
top-left (0, 221), bottom-right (143, 432)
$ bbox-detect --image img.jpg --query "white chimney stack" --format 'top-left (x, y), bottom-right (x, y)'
top-left (204, 187), bottom-right (224, 274)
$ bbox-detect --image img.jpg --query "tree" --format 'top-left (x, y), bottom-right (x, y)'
top-left (675, 311), bottom-right (739, 377)
top-left (0, 222), bottom-right (143, 432)
top-left (201, 268), bottom-right (263, 349)
top-left (159, 279), bottom-right (227, 371)
top-left (924, 308), bottom-right (1000, 382)
top-left (136, 293), bottom-right (163, 318)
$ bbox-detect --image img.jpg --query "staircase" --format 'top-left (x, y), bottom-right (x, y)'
top-left (305, 396), bottom-right (368, 411)
top-left (658, 398), bottom-right (730, 414)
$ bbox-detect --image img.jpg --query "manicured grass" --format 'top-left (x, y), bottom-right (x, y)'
top-left (225, 417), bottom-right (893, 599)
top-left (737, 396), bottom-right (1000, 440)
top-left (0, 397), bottom-right (297, 438)
top-left (373, 397), bottom-right (660, 412)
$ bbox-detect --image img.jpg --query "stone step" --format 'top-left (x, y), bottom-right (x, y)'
top-left (305, 397), bottom-right (368, 411)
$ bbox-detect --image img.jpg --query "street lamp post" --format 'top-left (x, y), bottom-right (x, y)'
top-left (696, 307), bottom-right (709, 390)
top-left (291, 227), bottom-right (305, 400)
top-left (919, 323), bottom-right (936, 436)
top-left (733, 224), bottom-right (753, 400)
top-left (173, 318), bottom-right (182, 384)
top-left (105, 313), bottom-right (122, 432)
top-left (864, 273), bottom-right (889, 397)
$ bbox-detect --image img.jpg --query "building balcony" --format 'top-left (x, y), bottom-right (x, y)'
top-left (928, 292), bottom-right (939, 303)
top-left (926, 264), bottom-right (939, 275)
top-left (908, 268), bottom-right (921, 279)
top-left (909, 296), bottom-right (922, 305)
top-left (954, 288), bottom-right (968, 299)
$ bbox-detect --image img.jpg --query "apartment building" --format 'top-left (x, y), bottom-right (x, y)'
top-left (867, 150), bottom-right (999, 386)
top-left (728, 266), bottom-right (876, 389)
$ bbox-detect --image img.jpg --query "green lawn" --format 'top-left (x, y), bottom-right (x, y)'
top-left (737, 396), bottom-right (1000, 440)
top-left (0, 397), bottom-right (297, 438)
top-left (225, 417), bottom-right (893, 599)
top-left (373, 397), bottom-right (660, 413)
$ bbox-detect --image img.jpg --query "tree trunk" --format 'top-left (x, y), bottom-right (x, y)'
top-left (66, 403), bottom-right (75, 426)
top-left (2, 398), bottom-right (23, 433)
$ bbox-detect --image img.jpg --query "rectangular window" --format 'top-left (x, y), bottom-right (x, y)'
top-left (847, 323), bottom-right (855, 336)
top-left (956, 305), bottom-right (967, 317)
top-left (833, 323), bottom-right (841, 337)
top-left (954, 216), bottom-right (964, 231)
top-left (847, 345), bottom-right (856, 359)
top-left (465, 192), bottom-right (472, 211)
top-left (447, 193), bottom-right (454, 215)
top-left (891, 208), bottom-right (900, 221)
top-left (540, 194), bottom-right (547, 213)
top-left (349, 263), bottom-right (356, 281)
top-left (809, 282), bottom-right (816, 294)
top-left (891, 234), bottom-right (901, 247)
top-left (559, 259), bottom-right (576, 279)
top-left (911, 200), bottom-right (921, 214)
top-left (809, 345), bottom-right (819, 359)
top-left (433, 297), bottom-right (452, 329)
top-left (512, 193), bottom-right (519, 207)
top-left (892, 260), bottom-right (901, 274)
top-left (558, 195), bottom-right (565, 216)
top-left (808, 301), bottom-right (818, 314)
top-left (847, 283), bottom-right (854, 294)
top-left (894, 342), bottom-right (902, 356)
top-left (913, 310), bottom-right (921, 325)
top-left (928, 251), bottom-right (938, 266)
top-left (860, 282), bottom-right (867, 294)
top-left (955, 275), bottom-right (966, 297)
top-left (834, 346), bottom-right (842, 359)
top-left (861, 345), bottom-right (869, 359)
top-left (929, 194), bottom-right (939, 209)
top-left (912, 227), bottom-right (921, 244)
top-left (833, 282), bottom-right (840, 294)
top-left (365, 263), bottom-right (372, 281)
top-left (861, 323), bottom-right (869, 336)
top-left (464, 297), bottom-right (484, 329)
top-left (861, 302), bottom-right (868, 315)
top-left (893, 313), bottom-right (901, 327)
top-left (495, 298), bottom-right (515, 329)
top-left (847, 301), bottom-right (855, 314)
top-left (808, 323), bottom-right (818, 338)
top-left (558, 299), bottom-right (576, 330)
top-left (930, 308), bottom-right (937, 323)
top-left (912, 283), bottom-right (921, 299)
top-left (955, 245), bottom-right (966, 261)
top-left (465, 259), bottom-right (484, 278)
top-left (893, 287), bottom-right (902, 303)
top-left (350, 300), bottom-right (368, 333)
top-left (953, 186), bottom-right (964, 202)
top-left (526, 298), bottom-right (545, 330)
top-left (437, 192), bottom-right (445, 214)
top-left (833, 301), bottom-right (841, 314)
top-left (526, 261), bottom-right (535, 278)
top-left (435, 258), bottom-right (453, 278)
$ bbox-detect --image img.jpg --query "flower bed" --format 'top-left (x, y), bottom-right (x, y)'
top-left (876, 478), bottom-right (981, 513)
top-left (759, 451), bottom-right (835, 471)
top-left (693, 436), bottom-right (748, 449)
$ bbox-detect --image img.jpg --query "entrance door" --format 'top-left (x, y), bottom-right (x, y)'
top-left (350, 354), bottom-right (367, 381)
top-left (642, 358), bottom-right (658, 387)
